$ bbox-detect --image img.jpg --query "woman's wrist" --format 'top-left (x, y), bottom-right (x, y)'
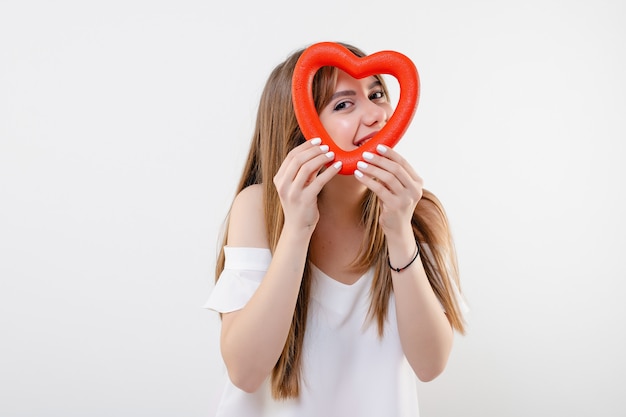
top-left (280, 220), bottom-right (316, 244)
top-left (388, 242), bottom-right (420, 272)
top-left (385, 225), bottom-right (418, 270)
top-left (384, 223), bottom-right (414, 247)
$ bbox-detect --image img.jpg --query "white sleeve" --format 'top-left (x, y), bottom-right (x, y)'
top-left (203, 246), bottom-right (272, 313)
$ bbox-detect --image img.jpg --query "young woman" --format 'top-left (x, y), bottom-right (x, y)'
top-left (205, 42), bottom-right (467, 416)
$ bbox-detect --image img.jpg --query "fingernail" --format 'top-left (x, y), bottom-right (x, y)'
top-left (362, 151), bottom-right (374, 160)
top-left (320, 145), bottom-right (329, 153)
top-left (310, 138), bottom-right (322, 145)
top-left (376, 144), bottom-right (387, 154)
top-left (354, 170), bottom-right (364, 178)
top-left (325, 151), bottom-right (335, 159)
top-left (357, 161), bottom-right (368, 170)
top-left (333, 161), bottom-right (342, 169)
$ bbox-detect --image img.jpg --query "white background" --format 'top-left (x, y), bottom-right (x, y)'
top-left (1, 0), bottom-right (625, 416)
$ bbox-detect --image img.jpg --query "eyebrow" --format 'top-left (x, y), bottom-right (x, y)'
top-left (329, 79), bottom-right (382, 101)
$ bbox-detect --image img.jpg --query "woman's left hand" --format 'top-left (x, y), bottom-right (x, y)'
top-left (354, 144), bottom-right (423, 237)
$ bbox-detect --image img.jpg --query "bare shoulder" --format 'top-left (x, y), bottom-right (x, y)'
top-left (227, 184), bottom-right (269, 248)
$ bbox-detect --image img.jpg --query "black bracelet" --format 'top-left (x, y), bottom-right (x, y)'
top-left (388, 242), bottom-right (420, 273)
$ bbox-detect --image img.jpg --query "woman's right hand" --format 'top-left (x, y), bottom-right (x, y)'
top-left (273, 138), bottom-right (342, 232)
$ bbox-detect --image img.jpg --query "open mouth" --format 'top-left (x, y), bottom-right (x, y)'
top-left (354, 132), bottom-right (378, 148)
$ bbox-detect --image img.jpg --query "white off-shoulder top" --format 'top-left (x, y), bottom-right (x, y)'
top-left (205, 246), bottom-right (424, 417)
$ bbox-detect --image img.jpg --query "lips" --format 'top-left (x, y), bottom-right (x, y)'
top-left (354, 131), bottom-right (378, 147)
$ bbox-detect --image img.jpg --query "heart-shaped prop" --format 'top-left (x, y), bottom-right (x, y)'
top-left (292, 42), bottom-right (420, 175)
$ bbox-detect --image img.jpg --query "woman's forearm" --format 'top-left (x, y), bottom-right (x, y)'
top-left (387, 230), bottom-right (454, 382)
top-left (220, 226), bottom-right (312, 392)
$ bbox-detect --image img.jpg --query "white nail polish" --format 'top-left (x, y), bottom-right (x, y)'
top-left (354, 169), bottom-right (364, 178)
top-left (376, 144), bottom-right (387, 154)
top-left (333, 161), bottom-right (343, 169)
top-left (320, 145), bottom-right (329, 153)
top-left (325, 151), bottom-right (335, 159)
top-left (357, 161), bottom-right (368, 170)
top-left (310, 138), bottom-right (322, 145)
top-left (362, 151), bottom-right (374, 160)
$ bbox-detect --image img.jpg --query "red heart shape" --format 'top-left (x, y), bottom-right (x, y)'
top-left (292, 42), bottom-right (420, 175)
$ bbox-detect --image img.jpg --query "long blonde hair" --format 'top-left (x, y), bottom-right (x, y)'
top-left (215, 42), bottom-right (466, 399)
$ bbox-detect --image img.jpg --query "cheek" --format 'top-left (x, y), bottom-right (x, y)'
top-left (323, 117), bottom-right (355, 140)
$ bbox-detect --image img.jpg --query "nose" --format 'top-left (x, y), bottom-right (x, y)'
top-left (362, 100), bottom-right (388, 127)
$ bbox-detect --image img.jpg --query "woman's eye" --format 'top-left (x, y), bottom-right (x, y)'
top-left (333, 101), bottom-right (352, 111)
top-left (370, 91), bottom-right (385, 101)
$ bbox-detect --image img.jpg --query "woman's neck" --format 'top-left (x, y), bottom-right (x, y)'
top-left (311, 174), bottom-right (369, 281)
top-left (317, 174), bottom-right (366, 224)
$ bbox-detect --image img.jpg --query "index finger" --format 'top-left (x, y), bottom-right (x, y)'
top-left (375, 144), bottom-right (421, 183)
